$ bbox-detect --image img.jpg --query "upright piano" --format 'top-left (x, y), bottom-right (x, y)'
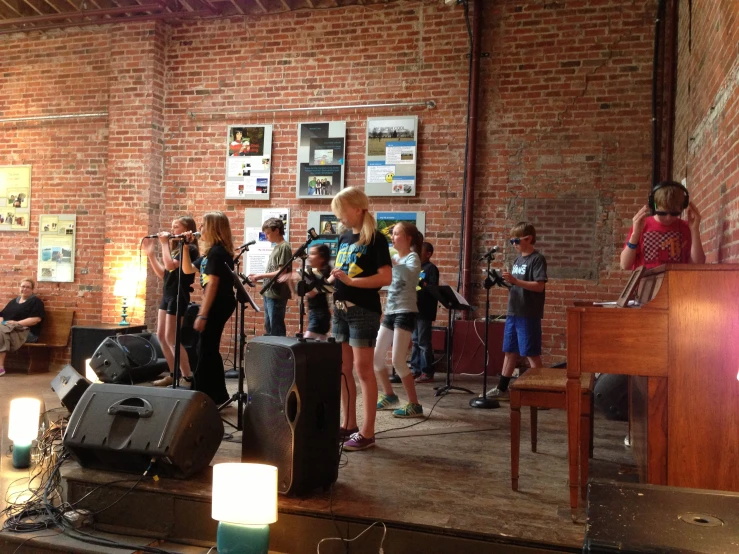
top-left (565, 264), bottom-right (739, 516)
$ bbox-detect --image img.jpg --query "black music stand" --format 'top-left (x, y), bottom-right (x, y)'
top-left (427, 285), bottom-right (476, 397)
top-left (219, 265), bottom-right (260, 431)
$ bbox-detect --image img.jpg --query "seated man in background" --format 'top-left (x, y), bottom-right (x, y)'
top-left (0, 278), bottom-right (45, 376)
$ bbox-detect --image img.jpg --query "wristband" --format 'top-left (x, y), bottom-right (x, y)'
top-left (197, 315), bottom-right (208, 320)
top-left (626, 241), bottom-right (638, 250)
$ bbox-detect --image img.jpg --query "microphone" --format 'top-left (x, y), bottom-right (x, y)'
top-left (308, 228), bottom-right (318, 240)
top-left (239, 272), bottom-right (255, 287)
top-left (171, 232), bottom-right (201, 240)
top-left (479, 245), bottom-right (499, 261)
top-left (238, 240), bottom-right (256, 250)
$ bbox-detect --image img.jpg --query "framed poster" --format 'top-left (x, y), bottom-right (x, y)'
top-left (307, 211), bottom-right (341, 258)
top-left (0, 165), bottom-right (31, 232)
top-left (225, 125), bottom-right (273, 200)
top-left (365, 116), bottom-right (418, 197)
top-left (296, 121), bottom-right (346, 199)
top-left (243, 208), bottom-right (290, 276)
top-left (375, 211), bottom-right (426, 257)
top-left (38, 214), bottom-right (76, 282)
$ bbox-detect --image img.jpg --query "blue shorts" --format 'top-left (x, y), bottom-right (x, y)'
top-left (502, 316), bottom-right (542, 357)
top-left (381, 312), bottom-right (417, 332)
top-left (308, 308), bottom-right (331, 335)
top-left (332, 304), bottom-right (381, 348)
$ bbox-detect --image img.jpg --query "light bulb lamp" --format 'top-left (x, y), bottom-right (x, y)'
top-left (212, 463), bottom-right (278, 554)
top-left (113, 278), bottom-right (137, 326)
top-left (8, 398), bottom-right (41, 469)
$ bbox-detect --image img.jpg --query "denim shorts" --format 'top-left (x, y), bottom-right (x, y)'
top-left (381, 312), bottom-right (417, 332)
top-left (502, 316), bottom-right (542, 357)
top-left (332, 304), bottom-right (381, 348)
top-left (308, 308), bottom-right (331, 335)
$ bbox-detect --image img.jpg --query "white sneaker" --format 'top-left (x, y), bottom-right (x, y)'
top-left (479, 386), bottom-right (509, 400)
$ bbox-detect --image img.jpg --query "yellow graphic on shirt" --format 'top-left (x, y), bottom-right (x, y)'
top-left (659, 236), bottom-right (682, 258)
top-left (335, 243), bottom-right (366, 278)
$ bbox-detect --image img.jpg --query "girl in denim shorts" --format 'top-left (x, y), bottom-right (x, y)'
top-left (329, 188), bottom-right (392, 451)
top-left (303, 243), bottom-right (332, 341)
top-left (374, 222), bottom-right (424, 418)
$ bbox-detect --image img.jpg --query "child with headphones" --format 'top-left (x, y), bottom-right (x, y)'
top-left (620, 181), bottom-right (705, 270)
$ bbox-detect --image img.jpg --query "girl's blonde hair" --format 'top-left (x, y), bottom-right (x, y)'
top-left (331, 187), bottom-right (376, 246)
top-left (202, 211), bottom-right (234, 255)
top-left (171, 216), bottom-right (199, 254)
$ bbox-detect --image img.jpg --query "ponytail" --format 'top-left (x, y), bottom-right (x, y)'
top-left (396, 221), bottom-right (423, 253)
top-left (360, 210), bottom-right (376, 246)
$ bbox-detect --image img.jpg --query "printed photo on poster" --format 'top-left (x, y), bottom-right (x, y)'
top-left (365, 116), bottom-right (418, 197)
top-left (0, 166), bottom-right (32, 232)
top-left (296, 121), bottom-right (346, 199)
top-left (38, 214), bottom-right (76, 283)
top-left (375, 211), bottom-right (426, 259)
top-left (225, 125), bottom-right (273, 200)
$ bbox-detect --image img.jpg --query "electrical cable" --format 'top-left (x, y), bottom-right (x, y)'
top-left (317, 521), bottom-right (387, 554)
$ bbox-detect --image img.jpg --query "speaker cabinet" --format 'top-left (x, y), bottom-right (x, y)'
top-left (51, 365), bottom-right (91, 413)
top-left (242, 336), bottom-right (341, 495)
top-left (89, 335), bottom-right (169, 384)
top-left (64, 384), bottom-right (223, 478)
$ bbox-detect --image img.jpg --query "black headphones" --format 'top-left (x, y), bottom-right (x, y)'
top-left (648, 180), bottom-right (690, 215)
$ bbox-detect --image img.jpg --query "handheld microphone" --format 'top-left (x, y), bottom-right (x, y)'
top-left (143, 233), bottom-right (160, 239)
top-left (171, 232), bottom-right (201, 240)
top-left (238, 240), bottom-right (256, 250)
top-left (479, 245), bottom-right (499, 261)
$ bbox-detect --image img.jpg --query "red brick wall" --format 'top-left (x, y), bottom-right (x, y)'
top-left (673, 0), bottom-right (739, 262)
top-left (1, 0), bottom-right (664, 369)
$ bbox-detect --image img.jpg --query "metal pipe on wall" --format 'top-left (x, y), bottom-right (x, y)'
top-left (0, 113), bottom-right (108, 123)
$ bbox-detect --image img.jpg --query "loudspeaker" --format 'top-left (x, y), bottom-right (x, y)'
top-left (64, 383), bottom-right (223, 478)
top-left (593, 373), bottom-right (629, 421)
top-left (51, 365), bottom-right (91, 412)
top-left (89, 334), bottom-right (169, 384)
top-left (242, 336), bottom-right (341, 495)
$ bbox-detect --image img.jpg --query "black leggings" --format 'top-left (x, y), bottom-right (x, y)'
top-left (192, 296), bottom-right (236, 405)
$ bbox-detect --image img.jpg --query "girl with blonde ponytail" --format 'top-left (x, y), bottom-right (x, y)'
top-left (329, 187), bottom-right (392, 451)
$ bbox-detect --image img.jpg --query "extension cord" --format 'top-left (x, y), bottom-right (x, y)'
top-left (63, 509), bottom-right (93, 529)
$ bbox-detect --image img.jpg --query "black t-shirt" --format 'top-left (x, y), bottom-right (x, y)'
top-left (163, 245), bottom-right (198, 298)
top-left (1, 295), bottom-right (45, 338)
top-left (307, 265), bottom-right (331, 312)
top-left (417, 261), bottom-right (440, 321)
top-left (193, 255), bottom-right (207, 288)
top-left (333, 230), bottom-right (392, 313)
top-left (507, 251), bottom-right (548, 318)
top-left (204, 244), bottom-right (236, 302)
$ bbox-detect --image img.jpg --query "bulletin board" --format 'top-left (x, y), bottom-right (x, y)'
top-left (296, 121), bottom-right (346, 199)
top-left (0, 165), bottom-right (31, 232)
top-left (365, 116), bottom-right (418, 197)
top-left (38, 214), bottom-right (76, 282)
top-left (243, 208), bottom-right (290, 276)
top-left (224, 125), bottom-right (273, 200)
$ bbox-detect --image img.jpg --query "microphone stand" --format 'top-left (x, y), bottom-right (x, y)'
top-left (469, 251), bottom-right (510, 409)
top-left (172, 236), bottom-right (186, 389)
top-left (260, 229), bottom-right (317, 339)
top-left (225, 243), bottom-right (254, 379)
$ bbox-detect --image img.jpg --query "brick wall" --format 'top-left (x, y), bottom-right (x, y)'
top-left (1, 0), bottom-right (665, 369)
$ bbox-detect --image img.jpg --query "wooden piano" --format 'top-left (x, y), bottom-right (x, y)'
top-left (566, 264), bottom-right (739, 517)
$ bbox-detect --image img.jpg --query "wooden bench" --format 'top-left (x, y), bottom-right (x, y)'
top-left (6, 309), bottom-right (75, 374)
top-left (510, 367), bottom-right (594, 500)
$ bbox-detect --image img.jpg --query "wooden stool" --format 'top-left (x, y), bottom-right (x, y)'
top-left (510, 367), bottom-right (594, 499)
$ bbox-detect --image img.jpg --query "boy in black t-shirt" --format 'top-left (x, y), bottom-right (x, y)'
top-left (483, 222), bottom-right (548, 400)
top-left (411, 242), bottom-right (440, 383)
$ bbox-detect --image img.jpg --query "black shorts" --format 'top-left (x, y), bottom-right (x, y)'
top-left (308, 308), bottom-right (331, 335)
top-left (160, 294), bottom-right (190, 317)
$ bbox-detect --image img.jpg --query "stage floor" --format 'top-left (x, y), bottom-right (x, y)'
top-left (2, 371), bottom-right (636, 552)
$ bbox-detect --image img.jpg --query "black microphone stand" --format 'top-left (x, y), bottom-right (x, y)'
top-left (260, 229), bottom-right (317, 339)
top-left (225, 244), bottom-right (254, 379)
top-left (469, 251), bottom-right (510, 409)
top-left (171, 236), bottom-right (187, 389)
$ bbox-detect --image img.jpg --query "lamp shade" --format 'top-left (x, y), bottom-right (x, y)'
top-left (212, 463), bottom-right (278, 525)
top-left (8, 398), bottom-right (41, 444)
top-left (113, 278), bottom-right (137, 299)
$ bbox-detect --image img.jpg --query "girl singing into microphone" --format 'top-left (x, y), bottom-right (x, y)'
top-left (182, 211), bottom-right (236, 405)
top-left (143, 217), bottom-right (199, 387)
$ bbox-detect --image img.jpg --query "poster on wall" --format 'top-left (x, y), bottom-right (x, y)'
top-left (365, 116), bottom-right (418, 197)
top-left (225, 125), bottom-right (273, 200)
top-left (375, 211), bottom-right (426, 258)
top-left (307, 211), bottom-right (342, 258)
top-left (38, 214), bottom-right (76, 283)
top-left (0, 165), bottom-right (31, 232)
top-left (296, 121), bottom-right (346, 198)
top-left (243, 208), bottom-right (290, 276)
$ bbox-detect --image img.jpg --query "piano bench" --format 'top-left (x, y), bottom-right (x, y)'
top-left (510, 367), bottom-right (595, 499)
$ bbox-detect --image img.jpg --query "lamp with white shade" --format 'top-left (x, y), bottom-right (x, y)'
top-left (212, 463), bottom-right (278, 554)
top-left (9, 398), bottom-right (41, 468)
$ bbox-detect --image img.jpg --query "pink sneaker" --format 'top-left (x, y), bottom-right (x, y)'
top-left (0, 367), bottom-right (5, 376)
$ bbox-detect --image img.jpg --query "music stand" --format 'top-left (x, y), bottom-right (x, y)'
top-left (426, 285), bottom-right (476, 397)
top-left (219, 264), bottom-right (260, 431)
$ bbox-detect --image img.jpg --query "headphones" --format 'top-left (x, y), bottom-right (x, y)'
top-left (648, 180), bottom-right (690, 215)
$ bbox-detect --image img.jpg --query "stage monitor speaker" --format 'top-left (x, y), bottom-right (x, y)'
top-left (51, 365), bottom-right (91, 413)
top-left (242, 336), bottom-right (341, 496)
top-left (89, 334), bottom-right (168, 384)
top-left (64, 383), bottom-right (223, 479)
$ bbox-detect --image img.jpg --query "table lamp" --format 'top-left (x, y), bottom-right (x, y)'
top-left (113, 277), bottom-right (137, 325)
top-left (8, 398), bottom-right (41, 469)
top-left (212, 463), bottom-right (278, 554)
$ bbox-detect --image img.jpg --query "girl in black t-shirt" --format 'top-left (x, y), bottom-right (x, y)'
top-left (182, 211), bottom-right (236, 405)
top-left (330, 187), bottom-right (392, 451)
top-left (303, 243), bottom-right (332, 341)
top-left (143, 216), bottom-right (199, 386)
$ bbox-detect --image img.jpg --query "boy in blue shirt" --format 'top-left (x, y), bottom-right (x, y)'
top-left (484, 222), bottom-right (548, 400)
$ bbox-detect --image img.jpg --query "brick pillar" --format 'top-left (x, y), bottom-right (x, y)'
top-left (102, 22), bottom-right (166, 326)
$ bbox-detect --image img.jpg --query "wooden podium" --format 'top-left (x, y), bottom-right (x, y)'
top-left (566, 264), bottom-right (739, 517)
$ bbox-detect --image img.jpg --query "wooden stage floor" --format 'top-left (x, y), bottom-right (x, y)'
top-left (1, 371), bottom-right (637, 552)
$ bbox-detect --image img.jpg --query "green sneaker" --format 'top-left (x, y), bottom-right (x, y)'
top-left (392, 403), bottom-right (424, 418)
top-left (377, 393), bottom-right (400, 410)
